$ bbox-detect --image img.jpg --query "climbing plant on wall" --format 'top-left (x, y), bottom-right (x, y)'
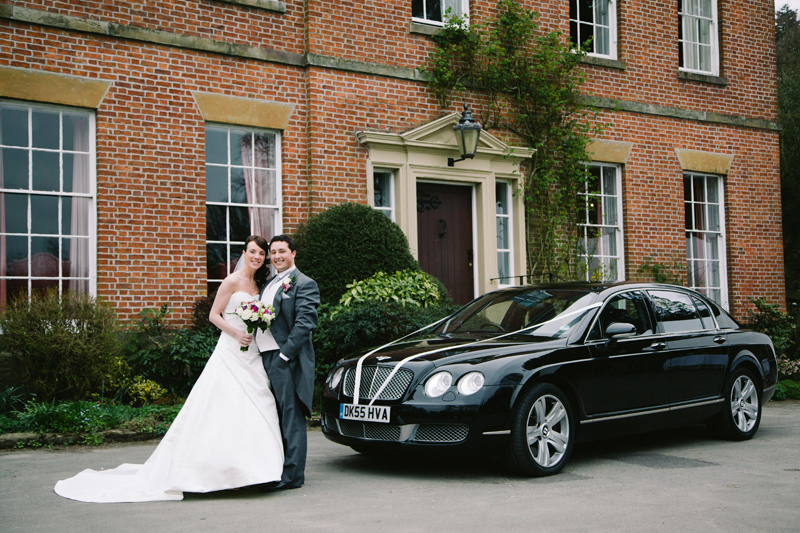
top-left (426, 0), bottom-right (606, 280)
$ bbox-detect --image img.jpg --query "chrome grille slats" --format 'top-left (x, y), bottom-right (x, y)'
top-left (343, 365), bottom-right (414, 401)
top-left (413, 424), bottom-right (469, 443)
top-left (337, 420), bottom-right (402, 441)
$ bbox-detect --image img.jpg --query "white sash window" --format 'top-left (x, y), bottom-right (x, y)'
top-left (0, 101), bottom-right (95, 303)
top-left (205, 125), bottom-right (281, 294)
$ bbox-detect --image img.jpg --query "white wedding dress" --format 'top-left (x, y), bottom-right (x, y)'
top-left (54, 292), bottom-right (284, 503)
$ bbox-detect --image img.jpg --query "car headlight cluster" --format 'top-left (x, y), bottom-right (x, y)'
top-left (327, 366), bottom-right (344, 390)
top-left (424, 371), bottom-right (485, 397)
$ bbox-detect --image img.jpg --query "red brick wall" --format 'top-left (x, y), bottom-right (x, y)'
top-left (0, 0), bottom-right (784, 323)
top-left (1, 14), bottom-right (308, 324)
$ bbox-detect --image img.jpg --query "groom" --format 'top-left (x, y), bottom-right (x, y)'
top-left (256, 234), bottom-right (320, 491)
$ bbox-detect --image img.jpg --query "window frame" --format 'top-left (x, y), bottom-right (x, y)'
top-left (0, 100), bottom-right (96, 303)
top-left (372, 168), bottom-right (396, 222)
top-left (411, 0), bottom-right (469, 27)
top-left (578, 163), bottom-right (625, 282)
top-left (684, 171), bottom-right (728, 308)
top-left (678, 0), bottom-right (720, 76)
top-left (570, 0), bottom-right (618, 60)
top-left (204, 124), bottom-right (282, 293)
top-left (495, 180), bottom-right (515, 288)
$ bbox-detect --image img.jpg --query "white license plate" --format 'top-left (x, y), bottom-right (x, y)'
top-left (339, 403), bottom-right (391, 424)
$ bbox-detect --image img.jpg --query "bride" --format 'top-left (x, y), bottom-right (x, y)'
top-left (55, 235), bottom-right (284, 502)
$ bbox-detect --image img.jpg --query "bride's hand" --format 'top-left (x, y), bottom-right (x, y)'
top-left (237, 332), bottom-right (253, 347)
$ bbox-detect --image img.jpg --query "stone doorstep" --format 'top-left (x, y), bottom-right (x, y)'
top-left (0, 415), bottom-right (322, 450)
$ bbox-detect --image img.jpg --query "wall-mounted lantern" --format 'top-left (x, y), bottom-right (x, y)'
top-left (448, 103), bottom-right (482, 167)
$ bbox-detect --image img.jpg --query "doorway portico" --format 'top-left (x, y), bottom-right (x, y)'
top-left (356, 113), bottom-right (530, 302)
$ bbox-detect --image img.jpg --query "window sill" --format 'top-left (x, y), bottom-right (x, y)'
top-left (677, 70), bottom-right (728, 86)
top-left (410, 21), bottom-right (442, 36)
top-left (211, 0), bottom-right (286, 13)
top-left (580, 56), bottom-right (626, 70)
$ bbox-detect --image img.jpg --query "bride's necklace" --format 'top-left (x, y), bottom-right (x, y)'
top-left (246, 278), bottom-right (258, 295)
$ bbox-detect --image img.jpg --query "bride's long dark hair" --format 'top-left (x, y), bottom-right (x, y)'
top-left (243, 235), bottom-right (270, 289)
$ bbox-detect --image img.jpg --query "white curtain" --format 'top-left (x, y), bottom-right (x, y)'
top-left (68, 115), bottom-right (90, 294)
top-left (241, 133), bottom-right (276, 243)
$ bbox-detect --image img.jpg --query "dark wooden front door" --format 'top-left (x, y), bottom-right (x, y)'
top-left (416, 183), bottom-right (474, 305)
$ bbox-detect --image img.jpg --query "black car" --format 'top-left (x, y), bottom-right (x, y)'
top-left (321, 282), bottom-right (778, 476)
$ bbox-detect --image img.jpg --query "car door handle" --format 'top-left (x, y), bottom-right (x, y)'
top-left (648, 341), bottom-right (667, 351)
top-left (713, 335), bottom-right (726, 344)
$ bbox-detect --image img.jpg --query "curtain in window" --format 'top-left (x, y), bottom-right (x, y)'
top-left (69, 115), bottom-right (90, 293)
top-left (241, 133), bottom-right (276, 247)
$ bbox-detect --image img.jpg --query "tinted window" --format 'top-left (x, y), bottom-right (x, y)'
top-left (705, 298), bottom-right (739, 329)
top-left (691, 296), bottom-right (715, 329)
top-left (648, 290), bottom-right (704, 333)
top-left (434, 288), bottom-right (598, 339)
top-left (588, 291), bottom-right (654, 340)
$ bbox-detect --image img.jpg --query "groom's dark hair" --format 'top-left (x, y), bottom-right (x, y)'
top-left (269, 234), bottom-right (296, 252)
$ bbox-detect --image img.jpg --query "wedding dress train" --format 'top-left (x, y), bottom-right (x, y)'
top-left (54, 291), bottom-right (284, 502)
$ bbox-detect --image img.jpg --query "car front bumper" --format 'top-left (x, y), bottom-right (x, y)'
top-left (320, 385), bottom-right (514, 455)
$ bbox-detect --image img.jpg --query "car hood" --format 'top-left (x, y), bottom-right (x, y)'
top-left (348, 334), bottom-right (567, 367)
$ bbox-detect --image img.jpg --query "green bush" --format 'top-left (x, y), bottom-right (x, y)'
top-left (119, 404), bottom-right (182, 437)
top-left (293, 203), bottom-right (420, 305)
top-left (313, 300), bottom-right (458, 378)
top-left (191, 292), bottom-right (217, 332)
top-left (339, 269), bottom-right (445, 308)
top-left (14, 400), bottom-right (124, 434)
top-left (0, 385), bottom-right (27, 415)
top-left (125, 322), bottom-right (218, 398)
top-left (745, 298), bottom-right (796, 356)
top-left (0, 289), bottom-right (122, 402)
top-left (0, 400), bottom-right (183, 440)
top-left (774, 380), bottom-right (800, 401)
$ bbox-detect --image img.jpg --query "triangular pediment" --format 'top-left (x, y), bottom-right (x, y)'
top-left (401, 112), bottom-right (513, 153)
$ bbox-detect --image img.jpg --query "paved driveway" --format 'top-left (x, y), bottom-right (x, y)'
top-left (2, 401), bottom-right (799, 532)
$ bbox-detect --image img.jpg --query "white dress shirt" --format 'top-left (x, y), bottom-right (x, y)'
top-left (255, 267), bottom-right (297, 357)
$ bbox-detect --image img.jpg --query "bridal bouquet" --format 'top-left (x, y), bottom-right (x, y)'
top-left (231, 300), bottom-right (276, 351)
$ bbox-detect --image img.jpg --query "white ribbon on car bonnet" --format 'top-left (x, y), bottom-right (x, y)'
top-left (351, 303), bottom-right (602, 406)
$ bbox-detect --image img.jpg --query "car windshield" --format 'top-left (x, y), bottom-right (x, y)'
top-left (432, 288), bottom-right (600, 339)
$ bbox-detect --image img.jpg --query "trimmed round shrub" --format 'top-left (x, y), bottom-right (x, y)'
top-left (0, 289), bottom-right (122, 402)
top-left (293, 203), bottom-right (419, 305)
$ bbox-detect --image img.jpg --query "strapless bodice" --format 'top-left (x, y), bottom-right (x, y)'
top-left (224, 291), bottom-right (262, 333)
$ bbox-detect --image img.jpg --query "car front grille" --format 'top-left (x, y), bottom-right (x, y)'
top-left (343, 365), bottom-right (414, 401)
top-left (337, 419), bottom-right (402, 441)
top-left (413, 424), bottom-right (469, 443)
top-left (323, 414), bottom-right (469, 444)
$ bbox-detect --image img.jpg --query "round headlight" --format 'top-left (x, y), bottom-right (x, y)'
top-left (328, 366), bottom-right (344, 390)
top-left (457, 372), bottom-right (485, 395)
top-left (424, 371), bottom-right (453, 397)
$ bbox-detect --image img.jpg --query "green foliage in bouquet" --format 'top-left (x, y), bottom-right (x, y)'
top-left (0, 289), bottom-right (122, 402)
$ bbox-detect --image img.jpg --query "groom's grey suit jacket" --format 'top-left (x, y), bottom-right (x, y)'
top-left (262, 269), bottom-right (320, 416)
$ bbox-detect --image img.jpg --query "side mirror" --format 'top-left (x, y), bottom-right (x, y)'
top-left (605, 322), bottom-right (637, 338)
top-left (603, 322), bottom-right (637, 349)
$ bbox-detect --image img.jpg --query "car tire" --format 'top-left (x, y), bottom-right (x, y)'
top-left (708, 366), bottom-right (762, 441)
top-left (504, 382), bottom-right (575, 476)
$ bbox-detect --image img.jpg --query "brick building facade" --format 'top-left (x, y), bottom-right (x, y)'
top-left (0, 0), bottom-right (784, 324)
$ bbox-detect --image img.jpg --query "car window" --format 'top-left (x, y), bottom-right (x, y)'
top-left (587, 291), bottom-right (654, 341)
top-left (648, 290), bottom-right (704, 333)
top-left (691, 296), bottom-right (715, 329)
top-left (704, 298), bottom-right (740, 329)
top-left (436, 288), bottom-right (596, 338)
